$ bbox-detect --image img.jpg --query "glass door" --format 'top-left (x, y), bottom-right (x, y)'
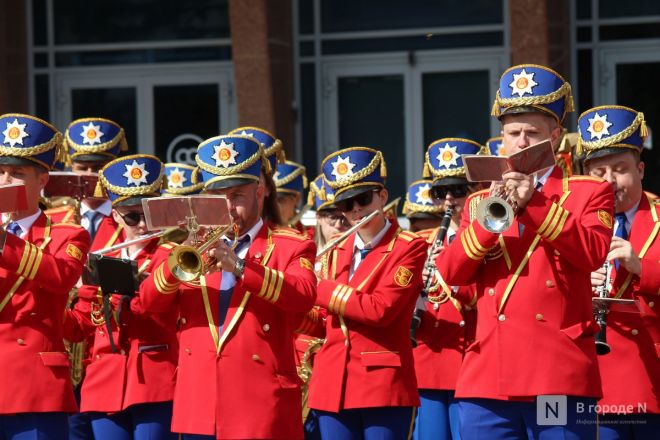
top-left (600, 42), bottom-right (660, 194)
top-left (54, 63), bottom-right (236, 165)
top-left (322, 49), bottom-right (506, 199)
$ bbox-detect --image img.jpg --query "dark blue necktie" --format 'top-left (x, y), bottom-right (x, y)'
top-left (6, 222), bottom-right (21, 237)
top-left (359, 248), bottom-right (371, 260)
top-left (84, 211), bottom-right (101, 241)
top-left (218, 235), bottom-right (251, 334)
top-left (614, 213), bottom-right (628, 270)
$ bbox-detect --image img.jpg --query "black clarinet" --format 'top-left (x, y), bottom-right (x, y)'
top-left (410, 207), bottom-right (454, 347)
top-left (594, 260), bottom-right (612, 355)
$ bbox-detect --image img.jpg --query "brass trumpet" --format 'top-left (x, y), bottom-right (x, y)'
top-left (167, 223), bottom-right (238, 283)
top-left (475, 183), bottom-right (516, 234)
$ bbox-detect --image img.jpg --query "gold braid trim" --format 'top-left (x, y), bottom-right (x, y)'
top-left (325, 148), bottom-right (384, 190)
top-left (164, 183), bottom-right (204, 195)
top-left (274, 163), bottom-right (306, 187)
top-left (579, 110), bottom-right (646, 151)
top-left (0, 132), bottom-right (62, 158)
top-left (492, 81), bottom-right (574, 116)
top-left (195, 137), bottom-right (263, 176)
top-left (307, 177), bottom-right (326, 205)
top-left (65, 118), bottom-right (127, 154)
top-left (403, 201), bottom-right (443, 214)
top-left (99, 164), bottom-right (164, 197)
top-left (425, 138), bottom-right (484, 179)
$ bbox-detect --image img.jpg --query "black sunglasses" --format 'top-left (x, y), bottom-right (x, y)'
top-left (430, 184), bottom-right (469, 200)
top-left (118, 211), bottom-right (146, 227)
top-left (335, 190), bottom-right (377, 212)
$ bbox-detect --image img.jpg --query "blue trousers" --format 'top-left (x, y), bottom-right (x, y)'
top-left (458, 397), bottom-right (598, 440)
top-left (88, 401), bottom-right (176, 440)
top-left (598, 413), bottom-right (660, 440)
top-left (0, 412), bottom-right (68, 440)
top-left (316, 407), bottom-right (415, 440)
top-left (68, 385), bottom-right (93, 440)
top-left (413, 389), bottom-right (461, 440)
top-left (305, 409), bottom-right (322, 440)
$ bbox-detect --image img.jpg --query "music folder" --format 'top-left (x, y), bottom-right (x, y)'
top-left (142, 195), bottom-right (232, 231)
top-left (0, 183), bottom-right (28, 213)
top-left (44, 172), bottom-right (100, 200)
top-left (463, 139), bottom-right (556, 182)
top-left (88, 254), bottom-right (139, 296)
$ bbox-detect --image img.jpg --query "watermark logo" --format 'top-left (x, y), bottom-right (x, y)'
top-left (537, 395), bottom-right (567, 426)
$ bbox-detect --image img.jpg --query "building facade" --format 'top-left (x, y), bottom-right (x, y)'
top-left (1, 0), bottom-right (658, 195)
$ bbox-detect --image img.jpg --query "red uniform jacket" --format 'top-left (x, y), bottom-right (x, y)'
top-left (64, 238), bottom-right (179, 413)
top-left (308, 223), bottom-right (427, 412)
top-left (138, 224), bottom-right (317, 439)
top-left (413, 228), bottom-right (477, 391)
top-left (0, 213), bottom-right (89, 413)
top-left (597, 192), bottom-right (660, 414)
top-left (437, 168), bottom-right (614, 400)
top-left (44, 204), bottom-right (77, 223)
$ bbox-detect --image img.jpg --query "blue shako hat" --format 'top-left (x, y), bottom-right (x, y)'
top-left (424, 137), bottom-right (484, 187)
top-left (97, 154), bottom-right (164, 206)
top-left (227, 126), bottom-right (285, 175)
top-left (403, 179), bottom-right (443, 219)
top-left (578, 105), bottom-right (648, 161)
top-left (492, 64), bottom-right (574, 124)
top-left (485, 136), bottom-right (506, 156)
top-left (321, 147), bottom-right (387, 203)
top-left (196, 135), bottom-right (265, 190)
top-left (163, 163), bottom-right (203, 196)
top-left (65, 117), bottom-right (127, 164)
top-left (274, 160), bottom-right (307, 196)
top-left (0, 113), bottom-right (64, 170)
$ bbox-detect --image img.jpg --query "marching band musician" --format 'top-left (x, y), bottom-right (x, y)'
top-left (436, 65), bottom-right (615, 439)
top-left (307, 147), bottom-right (427, 439)
top-left (274, 160), bottom-right (313, 236)
top-left (46, 117), bottom-right (127, 240)
top-left (137, 134), bottom-right (317, 439)
top-left (0, 113), bottom-right (90, 439)
top-left (63, 154), bottom-right (179, 439)
top-left (579, 105), bottom-right (660, 439)
top-left (411, 139), bottom-right (484, 440)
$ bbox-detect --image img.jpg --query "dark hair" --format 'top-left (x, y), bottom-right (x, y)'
top-left (262, 170), bottom-right (284, 226)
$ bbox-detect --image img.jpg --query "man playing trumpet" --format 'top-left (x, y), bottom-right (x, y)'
top-left (137, 134), bottom-right (317, 439)
top-left (580, 105), bottom-right (660, 439)
top-left (436, 65), bottom-right (614, 439)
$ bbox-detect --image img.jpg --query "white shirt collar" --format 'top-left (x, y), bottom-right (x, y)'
top-left (354, 218), bottom-right (391, 251)
top-left (8, 210), bottom-right (42, 238)
top-left (80, 199), bottom-right (112, 217)
top-left (534, 166), bottom-right (555, 188)
top-left (223, 218), bottom-right (263, 259)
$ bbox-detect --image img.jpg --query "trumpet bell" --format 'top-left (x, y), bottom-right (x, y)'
top-left (168, 245), bottom-right (203, 282)
top-left (475, 196), bottom-right (514, 233)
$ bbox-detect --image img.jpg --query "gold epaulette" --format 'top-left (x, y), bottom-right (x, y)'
top-left (398, 229), bottom-right (421, 242)
top-left (416, 228), bottom-right (436, 243)
top-left (468, 189), bottom-right (489, 222)
top-left (52, 222), bottom-right (84, 229)
top-left (44, 206), bottom-right (74, 214)
top-left (272, 228), bottom-right (306, 241)
top-left (158, 241), bottom-right (177, 251)
top-left (568, 175), bottom-right (607, 184)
